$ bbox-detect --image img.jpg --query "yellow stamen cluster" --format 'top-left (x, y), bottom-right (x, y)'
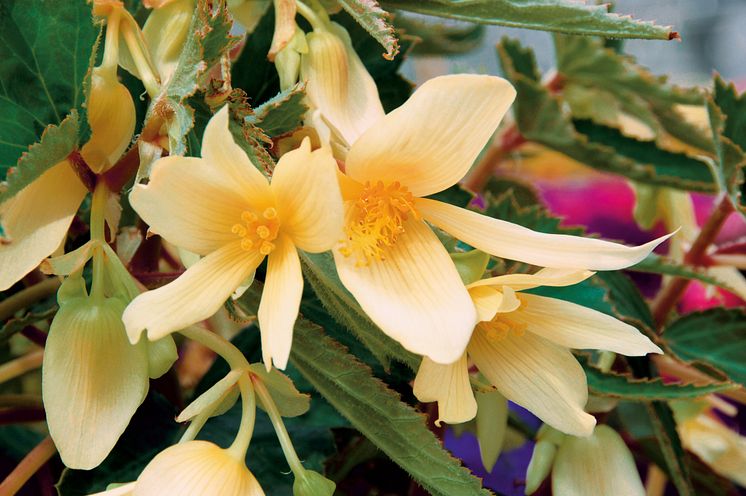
top-left (232, 207), bottom-right (280, 256)
top-left (340, 181), bottom-right (420, 266)
top-left (479, 296), bottom-right (528, 341)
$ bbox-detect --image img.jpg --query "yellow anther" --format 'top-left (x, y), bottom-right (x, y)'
top-left (259, 241), bottom-right (275, 255)
top-left (262, 207), bottom-right (277, 220)
top-left (481, 315), bottom-right (528, 342)
top-left (340, 181), bottom-right (420, 266)
top-left (232, 209), bottom-right (280, 255)
top-left (256, 225), bottom-right (271, 239)
top-left (241, 239), bottom-right (254, 251)
top-left (241, 211), bottom-right (258, 223)
top-left (232, 224), bottom-right (248, 236)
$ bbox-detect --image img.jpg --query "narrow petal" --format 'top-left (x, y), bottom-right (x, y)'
top-left (553, 425), bottom-right (645, 496)
top-left (123, 242), bottom-right (261, 342)
top-left (258, 236), bottom-right (302, 370)
top-left (42, 298), bottom-right (149, 469)
top-left (345, 74), bottom-right (515, 197)
top-left (413, 355), bottom-right (477, 425)
top-left (201, 105), bottom-right (273, 205)
top-left (130, 156), bottom-right (249, 255)
top-left (514, 294), bottom-right (663, 356)
top-left (418, 198), bottom-right (673, 270)
top-left (469, 327), bottom-right (595, 436)
top-left (271, 140), bottom-right (344, 253)
top-left (333, 219), bottom-right (477, 364)
top-left (467, 267), bottom-right (595, 291)
top-left (468, 285), bottom-right (520, 322)
top-left (300, 22), bottom-right (384, 148)
top-left (134, 441), bottom-right (265, 496)
top-left (0, 161), bottom-right (87, 290)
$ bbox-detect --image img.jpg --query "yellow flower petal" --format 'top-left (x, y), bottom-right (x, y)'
top-left (258, 236), bottom-right (302, 370)
top-left (413, 354), bottom-right (477, 426)
top-left (552, 425), bottom-right (645, 496)
top-left (201, 105), bottom-right (273, 206)
top-left (467, 267), bottom-right (595, 291)
top-left (42, 297), bottom-right (149, 469)
top-left (469, 327), bottom-right (595, 436)
top-left (81, 67), bottom-right (136, 173)
top-left (141, 0), bottom-right (193, 84)
top-left (133, 441), bottom-right (265, 496)
top-left (418, 198), bottom-right (673, 270)
top-left (678, 415), bottom-right (746, 487)
top-left (468, 285), bottom-right (521, 322)
top-left (345, 74), bottom-right (515, 197)
top-left (270, 140), bottom-right (344, 253)
top-left (0, 161), bottom-right (87, 291)
top-left (130, 156), bottom-right (249, 255)
top-left (513, 294), bottom-right (663, 356)
top-left (123, 242), bottom-right (261, 342)
top-left (300, 22), bottom-right (384, 148)
top-left (333, 218), bottom-right (477, 364)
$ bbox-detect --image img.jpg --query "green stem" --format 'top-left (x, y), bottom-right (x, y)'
top-left (89, 184), bottom-right (109, 301)
top-left (251, 373), bottom-right (305, 475)
top-left (120, 19), bottom-right (160, 98)
top-left (227, 374), bottom-right (256, 460)
top-left (0, 278), bottom-right (60, 323)
top-left (179, 326), bottom-right (251, 370)
top-left (101, 8), bottom-right (122, 76)
top-left (295, 0), bottom-right (326, 31)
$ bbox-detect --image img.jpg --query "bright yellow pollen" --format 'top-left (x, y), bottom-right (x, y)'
top-left (232, 207), bottom-right (280, 255)
top-left (340, 180), bottom-right (420, 266)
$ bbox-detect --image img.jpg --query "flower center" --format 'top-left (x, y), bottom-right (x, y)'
top-left (479, 296), bottom-right (528, 341)
top-left (232, 207), bottom-right (280, 256)
top-left (339, 181), bottom-right (420, 266)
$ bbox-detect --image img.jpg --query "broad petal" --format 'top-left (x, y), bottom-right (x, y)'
top-left (333, 219), bottom-right (477, 364)
top-left (201, 105), bottom-right (273, 205)
top-left (123, 242), bottom-right (261, 342)
top-left (553, 425), bottom-right (645, 496)
top-left (42, 298), bottom-right (149, 469)
top-left (468, 267), bottom-right (595, 291)
top-left (418, 198), bottom-right (672, 270)
top-left (130, 156), bottom-right (249, 255)
top-left (271, 140), bottom-right (344, 253)
top-left (515, 294), bottom-right (663, 356)
top-left (469, 327), bottom-right (595, 436)
top-left (300, 22), bottom-right (384, 148)
top-left (0, 161), bottom-right (87, 290)
top-left (413, 354), bottom-right (477, 425)
top-left (258, 236), bottom-right (303, 370)
top-left (346, 74), bottom-right (515, 197)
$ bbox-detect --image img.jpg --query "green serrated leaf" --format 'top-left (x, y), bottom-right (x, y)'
top-left (0, 112), bottom-right (79, 206)
top-left (383, 0), bottom-right (677, 39)
top-left (0, 0), bottom-right (98, 166)
top-left (707, 76), bottom-right (746, 217)
top-left (581, 356), bottom-right (734, 401)
top-left (247, 83), bottom-right (308, 137)
top-left (646, 401), bottom-right (695, 496)
top-left (497, 37), bottom-right (716, 193)
top-left (284, 315), bottom-right (490, 496)
top-left (664, 308), bottom-right (746, 388)
top-left (147, 0), bottom-right (237, 156)
top-left (336, 0), bottom-right (399, 60)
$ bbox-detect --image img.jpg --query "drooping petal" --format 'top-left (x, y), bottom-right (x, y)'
top-left (514, 293), bottom-right (663, 355)
top-left (345, 74), bottom-right (515, 197)
top-left (200, 105), bottom-right (273, 207)
top-left (418, 198), bottom-right (673, 270)
top-left (467, 267), bottom-right (595, 291)
top-left (468, 285), bottom-right (521, 322)
top-left (469, 327), bottom-right (595, 437)
top-left (123, 242), bottom-right (261, 342)
top-left (42, 297), bottom-right (149, 469)
top-left (133, 441), bottom-right (265, 496)
top-left (270, 140), bottom-right (344, 253)
top-left (0, 161), bottom-right (87, 291)
top-left (130, 156), bottom-right (249, 255)
top-left (333, 219), bottom-right (477, 364)
top-left (257, 236), bottom-right (302, 370)
top-left (413, 354), bottom-right (477, 425)
top-left (553, 425), bottom-right (645, 496)
top-left (300, 22), bottom-right (384, 148)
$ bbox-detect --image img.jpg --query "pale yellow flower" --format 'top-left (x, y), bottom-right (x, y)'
top-left (88, 441), bottom-right (265, 496)
top-left (123, 106), bottom-right (343, 369)
top-left (333, 74), bottom-right (670, 365)
top-left (551, 425), bottom-right (645, 496)
top-left (413, 268), bottom-right (662, 436)
top-left (0, 161), bottom-right (88, 290)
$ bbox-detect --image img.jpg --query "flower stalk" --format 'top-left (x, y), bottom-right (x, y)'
top-left (0, 436), bottom-right (56, 496)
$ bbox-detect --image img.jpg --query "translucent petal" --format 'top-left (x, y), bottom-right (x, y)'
top-left (413, 354), bottom-right (476, 425)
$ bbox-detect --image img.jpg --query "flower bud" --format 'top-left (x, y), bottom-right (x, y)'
top-left (81, 67), bottom-right (136, 173)
top-left (293, 469), bottom-right (335, 496)
top-left (524, 439), bottom-right (557, 495)
top-left (552, 425), bottom-right (645, 496)
top-left (133, 441), bottom-right (265, 496)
